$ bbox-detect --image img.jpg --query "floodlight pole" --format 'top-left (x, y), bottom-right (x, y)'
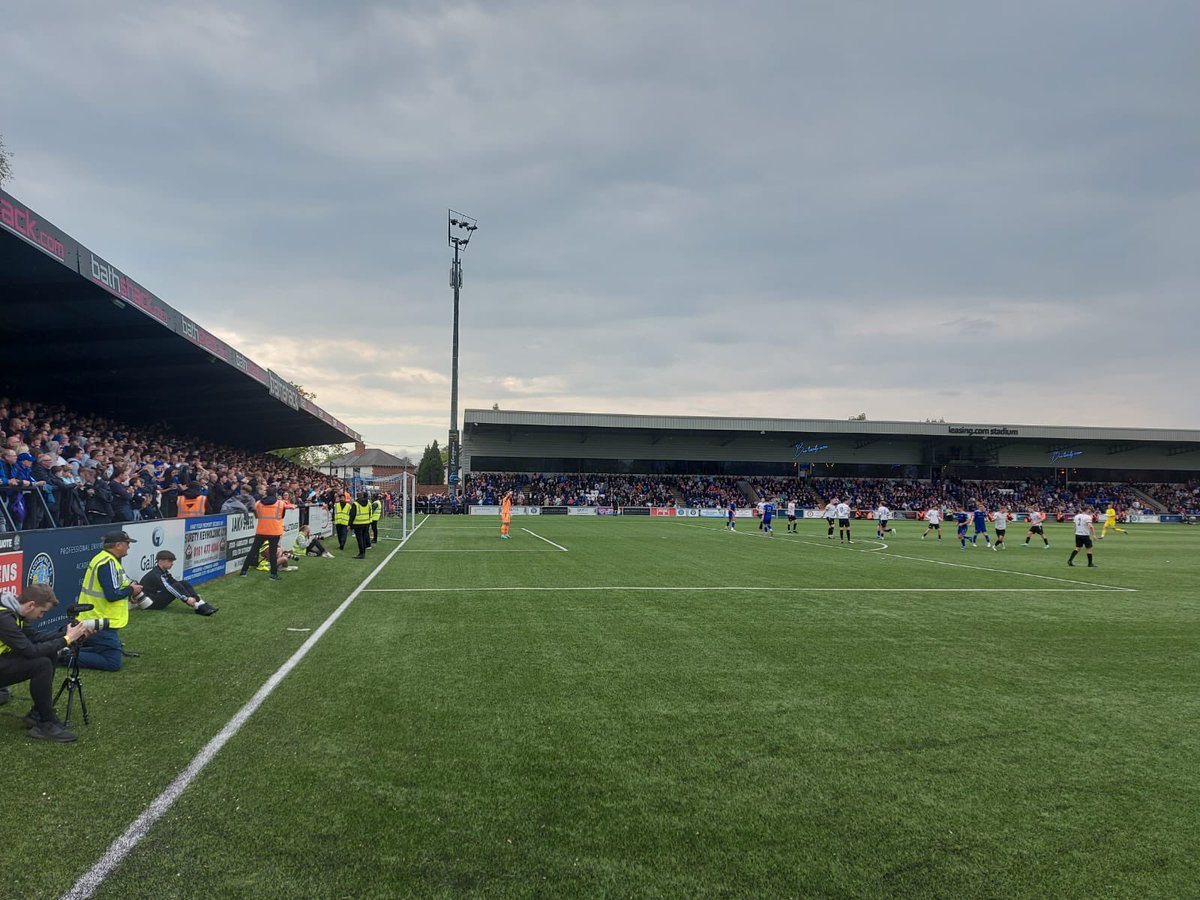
top-left (447, 209), bottom-right (478, 505)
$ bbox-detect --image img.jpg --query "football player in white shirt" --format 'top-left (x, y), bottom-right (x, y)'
top-left (836, 500), bottom-right (852, 543)
top-left (875, 504), bottom-right (893, 539)
top-left (992, 506), bottom-right (1009, 550)
top-left (922, 506), bottom-right (942, 540)
top-left (824, 499), bottom-right (838, 539)
top-left (1023, 509), bottom-right (1050, 548)
top-left (1068, 507), bottom-right (1097, 567)
top-left (786, 499), bottom-right (798, 533)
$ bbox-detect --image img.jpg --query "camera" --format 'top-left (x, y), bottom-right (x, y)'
top-left (65, 603), bottom-right (110, 631)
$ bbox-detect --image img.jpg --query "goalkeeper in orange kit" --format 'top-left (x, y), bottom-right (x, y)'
top-left (500, 491), bottom-right (512, 539)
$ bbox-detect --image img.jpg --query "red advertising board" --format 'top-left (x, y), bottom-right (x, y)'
top-left (0, 550), bottom-right (22, 595)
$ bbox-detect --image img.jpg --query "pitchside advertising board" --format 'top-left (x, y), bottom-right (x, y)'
top-left (0, 508), bottom-right (313, 631)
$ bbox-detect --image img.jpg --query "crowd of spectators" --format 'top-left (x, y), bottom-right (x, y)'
top-left (464, 473), bottom-right (677, 507)
top-left (1, 398), bottom-right (348, 530)
top-left (677, 476), bottom-right (744, 508)
top-left (1138, 482), bottom-right (1200, 515)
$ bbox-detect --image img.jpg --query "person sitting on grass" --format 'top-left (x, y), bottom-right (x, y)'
top-left (293, 524), bottom-right (334, 559)
top-left (256, 539), bottom-right (298, 573)
top-left (136, 551), bottom-right (218, 616)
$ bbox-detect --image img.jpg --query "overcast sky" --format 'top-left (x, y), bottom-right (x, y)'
top-left (4, 1), bottom-right (1198, 459)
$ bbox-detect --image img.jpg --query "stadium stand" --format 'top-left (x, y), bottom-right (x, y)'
top-left (0, 396), bottom-right (347, 530)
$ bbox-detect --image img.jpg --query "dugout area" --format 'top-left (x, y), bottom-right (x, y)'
top-left (0, 187), bottom-right (356, 451)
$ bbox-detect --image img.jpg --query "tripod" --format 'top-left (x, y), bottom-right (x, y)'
top-left (53, 642), bottom-right (90, 727)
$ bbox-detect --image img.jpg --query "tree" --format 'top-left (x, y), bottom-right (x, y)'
top-left (0, 134), bottom-right (12, 186)
top-left (848, 412), bottom-right (867, 421)
top-left (416, 441), bottom-right (445, 485)
top-left (269, 443), bottom-right (347, 470)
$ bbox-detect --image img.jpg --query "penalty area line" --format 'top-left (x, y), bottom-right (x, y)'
top-left (362, 586), bottom-right (1115, 593)
top-left (520, 528), bottom-right (569, 551)
top-left (62, 517), bottom-right (431, 900)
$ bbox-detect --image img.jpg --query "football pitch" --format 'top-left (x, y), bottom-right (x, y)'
top-left (4, 516), bottom-right (1198, 899)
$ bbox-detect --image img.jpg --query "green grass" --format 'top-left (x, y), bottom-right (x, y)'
top-left (3, 517), bottom-right (1198, 898)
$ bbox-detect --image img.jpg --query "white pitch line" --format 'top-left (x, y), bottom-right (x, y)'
top-left (520, 528), bottom-right (569, 551)
top-left (402, 548), bottom-right (557, 553)
top-left (362, 586), bottom-right (1123, 593)
top-left (62, 517), bottom-right (431, 900)
top-left (877, 550), bottom-right (1137, 592)
top-left (675, 520), bottom-right (890, 552)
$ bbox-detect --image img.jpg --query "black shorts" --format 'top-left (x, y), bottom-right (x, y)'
top-left (788, 514), bottom-right (796, 522)
top-left (996, 528), bottom-right (1006, 537)
top-left (878, 520), bottom-right (888, 529)
top-left (838, 518), bottom-right (850, 527)
top-left (1028, 525), bottom-right (1044, 535)
top-left (927, 522), bottom-right (941, 530)
top-left (1074, 534), bottom-right (1093, 549)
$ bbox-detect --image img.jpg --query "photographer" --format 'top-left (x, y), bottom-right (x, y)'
top-left (137, 550), bottom-right (218, 616)
top-left (75, 530), bottom-right (144, 671)
top-left (0, 584), bottom-right (91, 742)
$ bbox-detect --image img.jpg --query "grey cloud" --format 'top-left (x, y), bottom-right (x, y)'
top-left (3, 0), bottom-right (1197, 449)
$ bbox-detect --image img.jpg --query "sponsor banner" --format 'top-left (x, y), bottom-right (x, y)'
top-left (468, 505), bottom-right (541, 516)
top-left (184, 516), bottom-right (228, 582)
top-left (225, 512), bottom-right (258, 574)
top-left (650, 508), bottom-right (676, 517)
top-left (307, 504), bottom-right (333, 538)
top-left (567, 507), bottom-right (597, 516)
top-left (0, 189), bottom-right (78, 270)
top-left (734, 509), bottom-right (755, 518)
top-left (596, 507), bottom-right (617, 516)
top-left (268, 369), bottom-right (301, 410)
top-left (803, 509), bottom-right (826, 518)
top-left (122, 520), bottom-right (186, 584)
top-left (622, 507), bottom-right (650, 516)
top-left (0, 549), bottom-right (22, 595)
top-left (80, 245), bottom-right (174, 326)
top-left (282, 508), bottom-right (301, 551)
top-left (18, 524), bottom-right (113, 631)
top-left (674, 507), bottom-right (700, 518)
top-left (1161, 515), bottom-right (1184, 523)
top-left (0, 532), bottom-right (21, 553)
top-left (540, 506), bottom-right (568, 515)
top-left (699, 509), bottom-right (725, 518)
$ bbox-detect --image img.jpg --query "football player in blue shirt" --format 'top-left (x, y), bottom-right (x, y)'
top-left (971, 503), bottom-right (994, 549)
top-left (955, 509), bottom-right (971, 549)
top-left (726, 499), bottom-right (737, 531)
top-left (761, 499), bottom-right (775, 536)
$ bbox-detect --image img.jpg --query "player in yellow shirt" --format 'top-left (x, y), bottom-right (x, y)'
top-left (1099, 505), bottom-right (1127, 538)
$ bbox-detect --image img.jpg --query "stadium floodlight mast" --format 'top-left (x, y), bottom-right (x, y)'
top-left (447, 209), bottom-right (478, 501)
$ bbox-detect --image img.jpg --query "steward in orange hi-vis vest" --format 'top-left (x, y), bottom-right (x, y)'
top-left (500, 492), bottom-right (513, 539)
top-left (238, 489), bottom-right (287, 579)
top-left (177, 482), bottom-right (207, 518)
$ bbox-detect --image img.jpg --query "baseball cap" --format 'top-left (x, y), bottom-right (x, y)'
top-left (101, 530), bottom-right (137, 545)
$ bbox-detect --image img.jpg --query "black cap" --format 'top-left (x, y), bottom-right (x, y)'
top-left (102, 530), bottom-right (137, 545)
